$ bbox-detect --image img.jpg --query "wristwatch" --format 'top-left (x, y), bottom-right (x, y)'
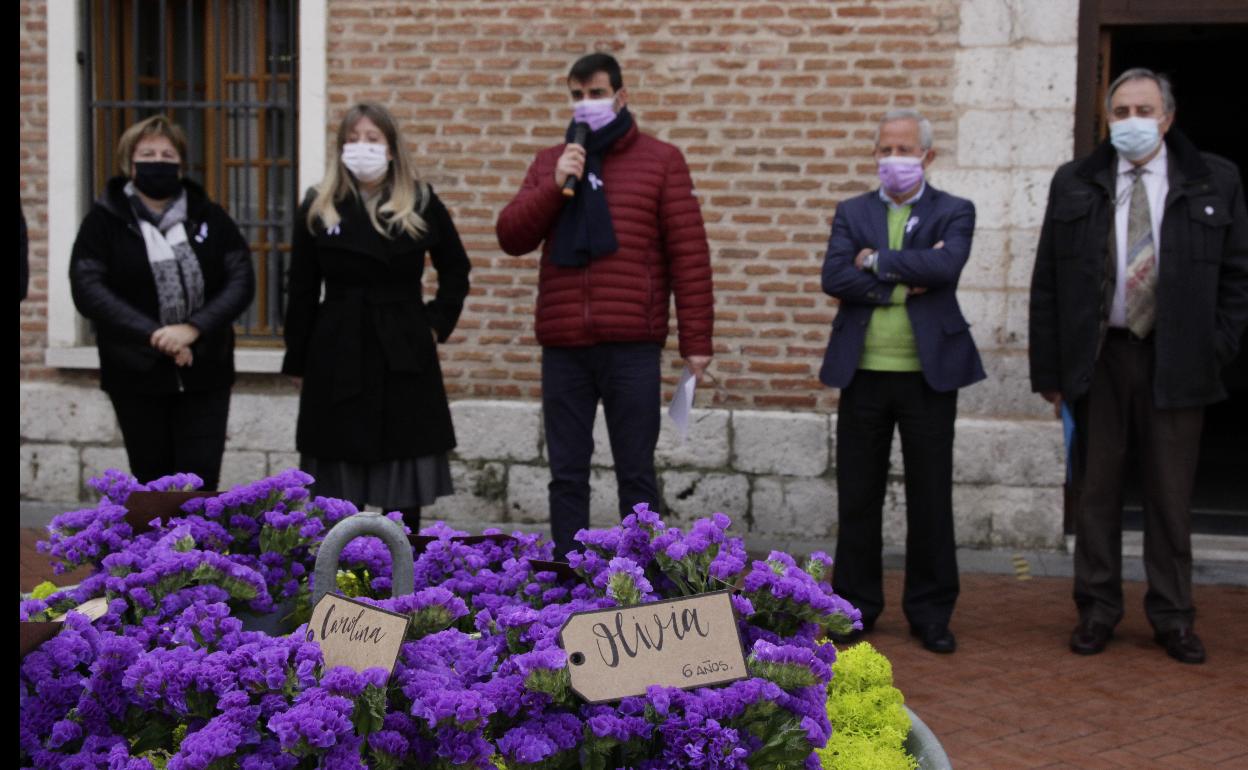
top-left (863, 251), bottom-right (880, 273)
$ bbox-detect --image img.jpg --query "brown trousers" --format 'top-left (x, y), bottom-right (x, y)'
top-left (1072, 331), bottom-right (1204, 632)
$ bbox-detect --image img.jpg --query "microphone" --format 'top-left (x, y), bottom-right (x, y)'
top-left (562, 122), bottom-right (589, 198)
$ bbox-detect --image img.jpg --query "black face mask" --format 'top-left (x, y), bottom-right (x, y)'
top-left (132, 161), bottom-right (182, 199)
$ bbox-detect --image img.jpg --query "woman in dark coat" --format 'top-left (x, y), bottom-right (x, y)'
top-left (69, 115), bottom-right (255, 489)
top-left (282, 103), bottom-right (471, 530)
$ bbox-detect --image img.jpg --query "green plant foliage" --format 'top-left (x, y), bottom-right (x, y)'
top-left (819, 642), bottom-right (917, 770)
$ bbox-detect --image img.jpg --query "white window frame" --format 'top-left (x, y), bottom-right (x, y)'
top-left (43, 0), bottom-right (327, 373)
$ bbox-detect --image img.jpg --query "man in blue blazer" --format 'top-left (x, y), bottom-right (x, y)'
top-left (820, 109), bottom-right (985, 654)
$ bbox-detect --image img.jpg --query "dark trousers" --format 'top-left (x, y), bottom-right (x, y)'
top-left (542, 343), bottom-right (661, 559)
top-left (1072, 332), bottom-right (1204, 632)
top-left (109, 387), bottom-right (232, 490)
top-left (832, 370), bottom-right (960, 628)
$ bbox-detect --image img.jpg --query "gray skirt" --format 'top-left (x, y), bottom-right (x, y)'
top-left (302, 454), bottom-right (454, 511)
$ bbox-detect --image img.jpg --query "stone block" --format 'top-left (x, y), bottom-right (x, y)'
top-left (958, 0), bottom-right (1014, 47)
top-left (957, 352), bottom-right (1057, 420)
top-left (1013, 45), bottom-right (1077, 109)
top-left (218, 452), bottom-right (268, 491)
top-left (951, 484), bottom-right (996, 547)
top-left (1011, 109), bottom-right (1074, 168)
top-left (1009, 169), bottom-right (1056, 231)
top-left (731, 410), bottom-right (829, 476)
top-left (1016, 0), bottom-right (1078, 44)
top-left (20, 444), bottom-right (80, 502)
top-left (953, 419), bottom-right (1064, 487)
top-left (656, 408), bottom-right (732, 469)
top-left (954, 288), bottom-right (1007, 348)
top-left (1006, 228), bottom-right (1041, 290)
top-left (19, 383), bottom-right (118, 444)
top-left (267, 453), bottom-right (302, 476)
top-left (750, 476), bottom-right (835, 539)
top-left (660, 470), bottom-right (750, 527)
top-left (506, 464), bottom-right (549, 525)
top-left (81, 447), bottom-right (131, 495)
top-left (880, 480), bottom-right (909, 546)
top-left (986, 485), bottom-right (1065, 548)
top-left (962, 228), bottom-right (1008, 290)
top-left (1002, 291), bottom-right (1031, 350)
top-left (428, 461), bottom-right (507, 525)
top-left (452, 400), bottom-right (542, 462)
top-left (226, 392), bottom-right (299, 452)
top-left (953, 48), bottom-right (1013, 109)
top-left (928, 170), bottom-right (1011, 226)
top-left (957, 110), bottom-right (1014, 169)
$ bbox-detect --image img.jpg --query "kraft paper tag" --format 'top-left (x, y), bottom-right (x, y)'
top-left (305, 593), bottom-right (410, 677)
top-left (559, 590), bottom-right (748, 703)
top-left (52, 597), bottom-right (110, 623)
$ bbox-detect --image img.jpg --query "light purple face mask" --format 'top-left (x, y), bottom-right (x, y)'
top-left (877, 156), bottom-right (925, 196)
top-left (573, 97), bottom-right (617, 132)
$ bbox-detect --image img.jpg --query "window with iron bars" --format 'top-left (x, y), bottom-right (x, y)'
top-left (85, 0), bottom-right (297, 344)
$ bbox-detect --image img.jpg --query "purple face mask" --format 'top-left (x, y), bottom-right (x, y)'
top-left (573, 97), bottom-right (617, 132)
top-left (877, 156), bottom-right (925, 196)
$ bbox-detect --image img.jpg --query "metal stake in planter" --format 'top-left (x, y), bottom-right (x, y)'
top-left (312, 512), bottom-right (416, 606)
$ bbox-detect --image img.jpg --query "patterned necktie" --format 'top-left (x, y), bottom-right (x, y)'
top-left (1124, 167), bottom-right (1157, 337)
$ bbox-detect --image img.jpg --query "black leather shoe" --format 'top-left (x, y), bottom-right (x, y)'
top-left (910, 623), bottom-right (956, 654)
top-left (1155, 627), bottom-right (1206, 664)
top-left (1069, 620), bottom-right (1113, 655)
top-left (830, 617), bottom-right (875, 645)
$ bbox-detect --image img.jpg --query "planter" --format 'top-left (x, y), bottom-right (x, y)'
top-left (236, 597), bottom-right (299, 635)
top-left (905, 706), bottom-right (952, 770)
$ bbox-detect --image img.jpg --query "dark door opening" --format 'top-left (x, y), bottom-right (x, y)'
top-left (1097, 23), bottom-right (1248, 535)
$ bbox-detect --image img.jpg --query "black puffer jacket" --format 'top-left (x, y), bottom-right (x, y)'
top-left (69, 176), bottom-right (255, 394)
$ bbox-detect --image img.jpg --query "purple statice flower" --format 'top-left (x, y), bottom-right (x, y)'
top-left (599, 556), bottom-right (655, 606)
top-left (144, 472), bottom-right (205, 492)
top-left (496, 711), bottom-right (582, 766)
top-left (365, 586), bottom-right (469, 639)
top-left (267, 688), bottom-right (359, 755)
top-left (37, 499), bottom-right (134, 574)
top-left (742, 551), bottom-right (862, 638)
top-left (748, 639), bottom-right (832, 690)
top-left (86, 468), bottom-right (145, 502)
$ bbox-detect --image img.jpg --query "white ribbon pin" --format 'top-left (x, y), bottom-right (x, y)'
top-left (905, 216), bottom-right (919, 234)
top-left (588, 172), bottom-right (604, 191)
top-left (194, 222), bottom-right (208, 243)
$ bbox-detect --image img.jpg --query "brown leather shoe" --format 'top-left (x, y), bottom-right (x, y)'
top-left (1155, 627), bottom-right (1206, 664)
top-left (1069, 620), bottom-right (1113, 655)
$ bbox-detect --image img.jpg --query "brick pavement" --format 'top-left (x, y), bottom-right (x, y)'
top-left (18, 528), bottom-right (1247, 767)
top-left (866, 571), bottom-right (1248, 769)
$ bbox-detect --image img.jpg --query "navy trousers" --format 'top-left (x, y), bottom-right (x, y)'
top-left (542, 343), bottom-right (662, 559)
top-left (832, 370), bottom-right (960, 628)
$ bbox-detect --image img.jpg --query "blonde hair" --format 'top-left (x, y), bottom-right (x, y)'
top-left (116, 114), bottom-right (189, 175)
top-left (306, 103), bottom-right (428, 239)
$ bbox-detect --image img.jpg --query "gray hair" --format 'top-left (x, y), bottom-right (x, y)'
top-left (873, 109), bottom-right (933, 150)
top-left (1105, 67), bottom-right (1176, 115)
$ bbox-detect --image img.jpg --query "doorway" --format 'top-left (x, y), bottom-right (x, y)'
top-left (1074, 5), bottom-right (1248, 535)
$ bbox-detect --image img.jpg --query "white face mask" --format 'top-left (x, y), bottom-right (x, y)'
top-left (1109, 116), bottom-right (1162, 162)
top-left (341, 141), bottom-right (390, 183)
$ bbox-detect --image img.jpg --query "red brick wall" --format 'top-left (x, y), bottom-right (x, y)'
top-left (19, 1), bottom-right (49, 382)
top-left (326, 0), bottom-right (960, 410)
top-left (21, 1), bottom-right (963, 412)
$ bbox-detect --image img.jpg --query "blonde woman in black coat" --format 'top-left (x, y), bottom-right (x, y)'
top-left (282, 103), bottom-right (471, 531)
top-left (70, 115), bottom-right (254, 489)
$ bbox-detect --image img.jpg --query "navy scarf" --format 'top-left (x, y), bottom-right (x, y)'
top-left (551, 107), bottom-right (634, 268)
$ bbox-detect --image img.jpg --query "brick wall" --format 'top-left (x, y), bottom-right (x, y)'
top-left (323, 0), bottom-right (964, 411)
top-left (19, 0), bottom-right (49, 382)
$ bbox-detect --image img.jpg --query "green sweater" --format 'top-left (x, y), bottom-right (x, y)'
top-left (859, 205), bottom-right (921, 372)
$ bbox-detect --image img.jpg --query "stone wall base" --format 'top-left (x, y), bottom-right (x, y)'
top-left (21, 382), bottom-right (1068, 550)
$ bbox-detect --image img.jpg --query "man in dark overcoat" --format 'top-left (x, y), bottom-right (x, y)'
top-left (1030, 68), bottom-right (1248, 664)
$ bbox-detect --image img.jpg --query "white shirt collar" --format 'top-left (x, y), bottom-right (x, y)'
top-left (1116, 140), bottom-right (1167, 179)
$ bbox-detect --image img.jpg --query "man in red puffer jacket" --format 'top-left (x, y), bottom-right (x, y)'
top-left (497, 52), bottom-right (714, 558)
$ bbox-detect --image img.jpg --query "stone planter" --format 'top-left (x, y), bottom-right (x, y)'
top-left (904, 706), bottom-right (952, 770)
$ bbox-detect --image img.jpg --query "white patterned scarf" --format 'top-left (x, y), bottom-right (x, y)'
top-left (125, 182), bottom-right (205, 325)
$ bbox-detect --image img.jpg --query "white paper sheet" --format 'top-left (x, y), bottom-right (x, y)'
top-left (668, 365), bottom-right (697, 441)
